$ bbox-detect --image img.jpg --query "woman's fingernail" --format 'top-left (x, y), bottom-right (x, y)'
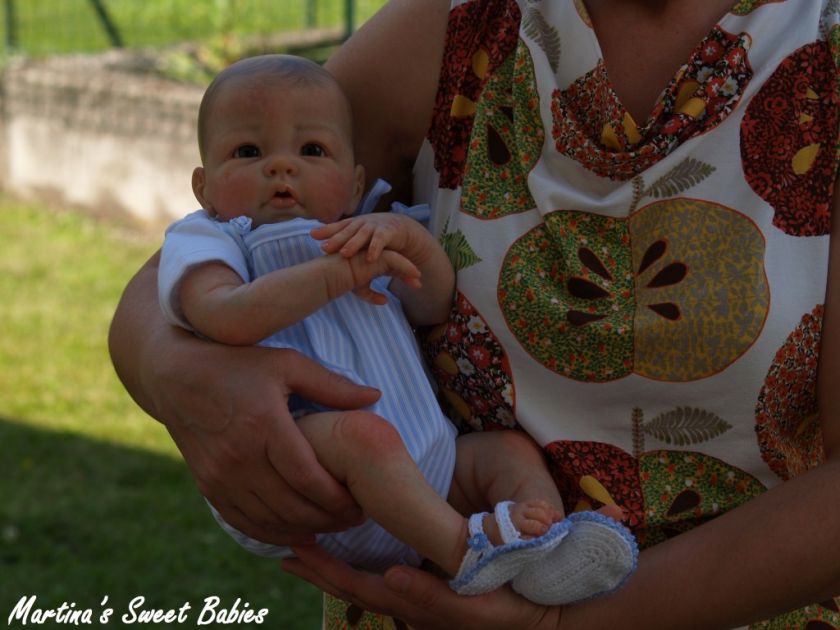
top-left (385, 570), bottom-right (411, 594)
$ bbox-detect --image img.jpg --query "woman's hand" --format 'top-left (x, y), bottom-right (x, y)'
top-left (282, 544), bottom-right (563, 630)
top-left (109, 255), bottom-right (379, 546)
top-left (157, 336), bottom-right (380, 546)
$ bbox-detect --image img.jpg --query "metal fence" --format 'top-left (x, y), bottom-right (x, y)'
top-left (2, 0), bottom-right (386, 58)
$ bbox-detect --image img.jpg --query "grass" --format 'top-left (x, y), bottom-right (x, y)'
top-left (1, 0), bottom-right (387, 57)
top-left (0, 200), bottom-right (323, 629)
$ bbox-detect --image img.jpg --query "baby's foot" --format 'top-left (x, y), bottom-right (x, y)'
top-left (450, 501), bottom-right (570, 596)
top-left (511, 509), bottom-right (639, 605)
top-left (483, 499), bottom-right (563, 545)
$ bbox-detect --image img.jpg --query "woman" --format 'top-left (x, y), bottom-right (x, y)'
top-left (109, 0), bottom-right (840, 627)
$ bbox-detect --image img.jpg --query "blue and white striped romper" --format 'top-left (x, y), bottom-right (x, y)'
top-left (160, 211), bottom-right (457, 570)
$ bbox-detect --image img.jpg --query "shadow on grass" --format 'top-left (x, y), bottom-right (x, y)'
top-left (0, 416), bottom-right (321, 629)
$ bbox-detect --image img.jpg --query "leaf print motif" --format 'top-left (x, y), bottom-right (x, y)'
top-left (644, 407), bottom-right (732, 446)
top-left (522, 6), bottom-right (561, 74)
top-left (644, 158), bottom-right (716, 198)
top-left (440, 222), bottom-right (482, 272)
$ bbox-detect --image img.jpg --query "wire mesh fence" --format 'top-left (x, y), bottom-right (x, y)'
top-left (1, 0), bottom-right (386, 57)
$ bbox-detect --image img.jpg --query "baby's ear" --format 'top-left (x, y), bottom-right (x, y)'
top-left (346, 164), bottom-right (366, 216)
top-left (191, 167), bottom-right (212, 211)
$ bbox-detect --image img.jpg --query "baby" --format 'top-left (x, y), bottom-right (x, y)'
top-left (158, 54), bottom-right (637, 604)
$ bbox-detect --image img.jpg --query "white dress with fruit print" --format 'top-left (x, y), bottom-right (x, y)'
top-left (325, 0), bottom-right (839, 628)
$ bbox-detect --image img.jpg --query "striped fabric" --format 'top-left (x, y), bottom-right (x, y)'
top-left (160, 212), bottom-right (457, 570)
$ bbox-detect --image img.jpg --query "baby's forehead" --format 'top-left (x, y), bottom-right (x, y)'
top-left (249, 73), bottom-right (343, 103)
top-left (204, 78), bottom-right (352, 148)
top-left (227, 73), bottom-right (352, 129)
top-left (223, 71), bottom-right (346, 110)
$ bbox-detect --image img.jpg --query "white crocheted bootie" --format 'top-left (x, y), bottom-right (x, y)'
top-left (449, 501), bottom-right (569, 596)
top-left (511, 511), bottom-right (639, 605)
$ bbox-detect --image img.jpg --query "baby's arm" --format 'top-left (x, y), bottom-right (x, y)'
top-left (312, 214), bottom-right (455, 326)
top-left (179, 249), bottom-right (421, 346)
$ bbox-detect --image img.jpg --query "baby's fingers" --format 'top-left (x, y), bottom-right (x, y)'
top-left (312, 219), bottom-right (358, 254)
top-left (339, 223), bottom-right (376, 258)
top-left (353, 286), bottom-right (388, 305)
top-left (310, 218), bottom-right (351, 239)
top-left (365, 226), bottom-right (394, 262)
top-left (381, 251), bottom-right (421, 288)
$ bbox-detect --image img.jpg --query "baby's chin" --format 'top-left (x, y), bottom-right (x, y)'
top-left (251, 204), bottom-right (307, 227)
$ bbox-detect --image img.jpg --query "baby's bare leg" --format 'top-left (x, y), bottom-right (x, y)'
top-left (295, 409), bottom-right (469, 575)
top-left (448, 430), bottom-right (566, 543)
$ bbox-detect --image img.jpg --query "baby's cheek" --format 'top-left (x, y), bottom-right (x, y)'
top-left (215, 173), bottom-right (257, 213)
top-left (322, 175), bottom-right (358, 216)
top-left (334, 177), bottom-right (356, 212)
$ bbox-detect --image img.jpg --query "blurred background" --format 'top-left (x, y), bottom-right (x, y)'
top-left (0, 2), bottom-right (386, 628)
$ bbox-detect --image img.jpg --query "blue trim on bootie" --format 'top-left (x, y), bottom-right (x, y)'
top-left (449, 504), bottom-right (571, 595)
top-left (565, 511), bottom-right (640, 596)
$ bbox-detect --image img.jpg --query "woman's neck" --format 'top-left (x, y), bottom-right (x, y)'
top-left (583, 0), bottom-right (736, 123)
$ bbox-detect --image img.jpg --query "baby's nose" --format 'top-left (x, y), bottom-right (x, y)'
top-left (265, 153), bottom-right (298, 176)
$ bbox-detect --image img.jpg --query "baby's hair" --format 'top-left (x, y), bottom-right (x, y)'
top-left (196, 54), bottom-right (349, 161)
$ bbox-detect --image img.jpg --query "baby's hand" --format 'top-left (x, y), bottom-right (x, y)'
top-left (312, 214), bottom-right (417, 263)
top-left (344, 249), bottom-right (422, 306)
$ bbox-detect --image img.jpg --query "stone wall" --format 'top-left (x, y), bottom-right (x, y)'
top-left (0, 51), bottom-right (203, 231)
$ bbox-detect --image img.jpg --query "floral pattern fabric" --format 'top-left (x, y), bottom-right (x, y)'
top-left (552, 27), bottom-right (753, 180)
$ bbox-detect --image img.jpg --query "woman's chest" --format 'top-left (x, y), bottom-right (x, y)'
top-left (582, 0), bottom-right (739, 123)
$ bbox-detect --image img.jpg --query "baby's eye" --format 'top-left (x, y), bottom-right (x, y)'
top-left (300, 143), bottom-right (326, 157)
top-left (233, 144), bottom-right (260, 159)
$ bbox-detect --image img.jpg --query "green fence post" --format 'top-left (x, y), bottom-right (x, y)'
top-left (4, 0), bottom-right (16, 52)
top-left (306, 0), bottom-right (317, 28)
top-left (344, 0), bottom-right (355, 40)
top-left (88, 0), bottom-right (123, 48)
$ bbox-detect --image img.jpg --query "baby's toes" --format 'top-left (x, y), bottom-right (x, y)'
top-left (527, 499), bottom-right (565, 523)
top-left (512, 502), bottom-right (556, 537)
top-left (517, 515), bottom-right (550, 538)
top-left (596, 504), bottom-right (626, 522)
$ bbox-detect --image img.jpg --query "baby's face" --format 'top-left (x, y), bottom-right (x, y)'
top-left (194, 76), bottom-right (364, 228)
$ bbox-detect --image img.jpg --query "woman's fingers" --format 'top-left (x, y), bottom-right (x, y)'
top-left (283, 545), bottom-right (559, 630)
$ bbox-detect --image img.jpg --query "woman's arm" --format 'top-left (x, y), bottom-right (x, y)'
top-left (325, 0), bottom-right (450, 201)
top-left (108, 250), bottom-right (378, 545)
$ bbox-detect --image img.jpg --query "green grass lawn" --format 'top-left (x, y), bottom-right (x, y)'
top-left (2, 0), bottom-right (387, 57)
top-left (0, 200), bottom-right (322, 628)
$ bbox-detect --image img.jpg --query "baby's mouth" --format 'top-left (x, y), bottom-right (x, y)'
top-left (269, 187), bottom-right (298, 209)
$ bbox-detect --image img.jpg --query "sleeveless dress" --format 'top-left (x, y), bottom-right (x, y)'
top-left (325, 0), bottom-right (840, 627)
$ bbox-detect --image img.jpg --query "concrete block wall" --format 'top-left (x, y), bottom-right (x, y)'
top-left (0, 51), bottom-right (204, 231)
